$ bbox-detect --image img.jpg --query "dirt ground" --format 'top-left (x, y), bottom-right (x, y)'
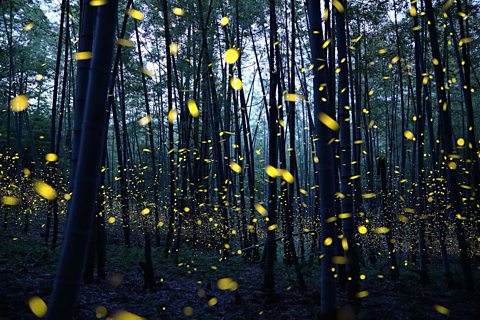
top-left (1, 232), bottom-right (479, 319)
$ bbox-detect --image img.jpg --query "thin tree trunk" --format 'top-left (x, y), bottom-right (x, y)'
top-left (411, 0), bottom-right (429, 283)
top-left (307, 0), bottom-right (337, 314)
top-left (162, 0), bottom-right (178, 256)
top-left (263, 0), bottom-right (280, 294)
top-left (335, 0), bottom-right (360, 301)
top-left (133, 17), bottom-right (161, 248)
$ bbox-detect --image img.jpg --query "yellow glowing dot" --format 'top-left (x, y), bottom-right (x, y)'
top-left (352, 35), bottom-right (362, 43)
top-left (225, 48), bottom-right (240, 64)
top-left (318, 112), bottom-right (339, 131)
top-left (28, 296), bottom-right (47, 318)
top-left (95, 306), bottom-right (107, 318)
top-left (285, 93), bottom-right (303, 102)
top-left (230, 162), bottom-right (242, 173)
top-left (322, 38), bottom-right (332, 48)
top-left (141, 208), bottom-right (150, 215)
top-left (324, 237), bottom-right (333, 246)
top-left (172, 7), bottom-right (185, 16)
top-left (138, 115), bottom-right (151, 126)
top-left (74, 51), bottom-right (93, 60)
top-left (409, 6), bottom-right (417, 17)
top-left (169, 42), bottom-right (179, 55)
top-left (362, 193), bottom-right (376, 199)
top-left (230, 77), bottom-right (243, 90)
top-left (434, 304), bottom-right (450, 315)
top-left (332, 256), bottom-right (347, 264)
top-left (90, 0), bottom-right (108, 6)
top-left (35, 74), bottom-right (44, 81)
top-left (404, 130), bottom-right (415, 140)
top-left (459, 37), bottom-right (472, 46)
top-left (360, 274), bottom-right (366, 280)
top-left (254, 203), bottom-right (267, 216)
top-left (448, 162), bottom-right (457, 170)
top-left (168, 109), bottom-right (178, 124)
top-left (2, 196), bottom-right (19, 206)
top-left (23, 168), bottom-right (31, 177)
top-left (358, 225), bottom-right (367, 234)
top-left (23, 22), bottom-right (34, 31)
top-left (268, 224), bottom-right (278, 231)
top-left (332, 0), bottom-right (345, 13)
top-left (265, 165), bottom-right (280, 178)
top-left (127, 9), bottom-right (144, 21)
top-left (64, 193), bottom-right (71, 200)
top-left (217, 278), bottom-right (239, 291)
top-left (208, 297), bottom-right (218, 306)
top-left (108, 217), bottom-right (116, 224)
top-left (187, 99), bottom-right (199, 118)
top-left (140, 66), bottom-right (153, 76)
top-left (182, 306), bottom-right (193, 316)
top-left (280, 169), bottom-right (294, 184)
top-left (323, 8), bottom-right (329, 21)
top-left (374, 227), bottom-right (390, 234)
top-left (10, 95), bottom-right (29, 112)
top-left (457, 138), bottom-right (465, 146)
top-left (117, 38), bottom-right (134, 47)
top-left (33, 181), bottom-right (57, 201)
top-left (112, 311), bottom-right (145, 319)
top-left (220, 16), bottom-right (229, 26)
top-left (45, 153), bottom-right (58, 162)
top-left (356, 291), bottom-right (369, 298)
top-left (378, 48), bottom-right (387, 54)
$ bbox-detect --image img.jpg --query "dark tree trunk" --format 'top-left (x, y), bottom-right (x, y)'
top-left (46, 0), bottom-right (66, 248)
top-left (307, 0), bottom-right (337, 314)
top-left (335, 0), bottom-right (360, 301)
top-left (263, 0), bottom-right (280, 293)
top-left (411, 1), bottom-right (429, 284)
top-left (162, 0), bottom-right (178, 256)
top-left (424, 0), bottom-right (473, 291)
top-left (46, 1), bottom-right (119, 318)
top-left (378, 157), bottom-right (399, 280)
top-left (133, 17), bottom-right (161, 249)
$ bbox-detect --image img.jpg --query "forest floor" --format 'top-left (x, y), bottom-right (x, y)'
top-left (1, 231), bottom-right (479, 320)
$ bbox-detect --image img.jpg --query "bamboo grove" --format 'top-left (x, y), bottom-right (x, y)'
top-left (0, 0), bottom-right (479, 318)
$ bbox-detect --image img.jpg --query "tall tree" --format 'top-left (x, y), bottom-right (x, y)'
top-left (335, 0), bottom-right (360, 300)
top-left (163, 0), bottom-right (177, 256)
top-left (263, 0), bottom-right (280, 293)
top-left (46, 1), bottom-right (119, 318)
top-left (410, 0), bottom-right (429, 283)
top-left (45, 0), bottom-right (66, 248)
top-left (307, 0), bottom-right (337, 314)
top-left (424, 0), bottom-right (473, 291)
